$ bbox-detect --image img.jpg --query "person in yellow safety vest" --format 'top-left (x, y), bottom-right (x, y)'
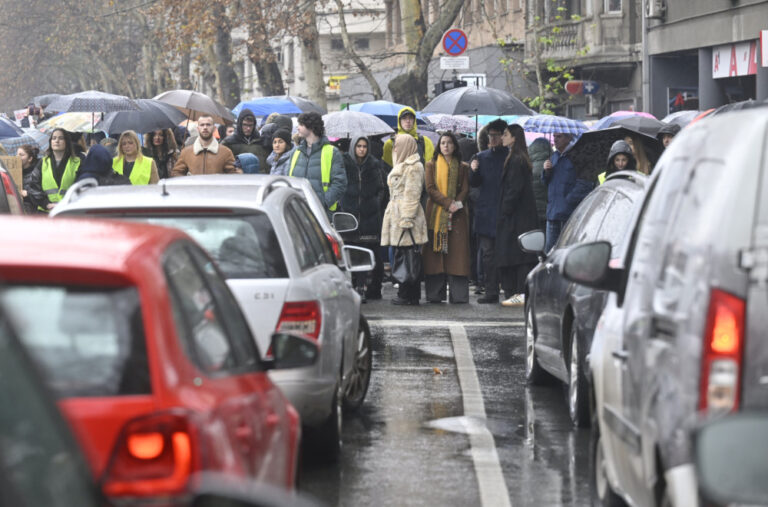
top-left (30, 128), bottom-right (84, 212)
top-left (289, 112), bottom-right (347, 215)
top-left (382, 107), bottom-right (434, 168)
top-left (113, 130), bottom-right (159, 185)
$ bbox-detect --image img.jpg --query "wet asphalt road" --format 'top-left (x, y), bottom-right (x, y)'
top-left (298, 285), bottom-right (590, 506)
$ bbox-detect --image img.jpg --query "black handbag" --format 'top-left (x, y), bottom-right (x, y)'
top-left (391, 230), bottom-right (422, 284)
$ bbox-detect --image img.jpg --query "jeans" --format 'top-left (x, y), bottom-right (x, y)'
top-left (545, 220), bottom-right (565, 253)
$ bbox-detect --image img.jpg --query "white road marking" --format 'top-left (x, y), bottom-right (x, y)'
top-left (369, 319), bottom-right (522, 328)
top-left (450, 324), bottom-right (512, 507)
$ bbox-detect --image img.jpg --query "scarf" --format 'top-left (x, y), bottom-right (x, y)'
top-left (430, 154), bottom-right (458, 254)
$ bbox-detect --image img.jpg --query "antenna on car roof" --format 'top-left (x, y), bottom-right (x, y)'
top-left (160, 179), bottom-right (169, 196)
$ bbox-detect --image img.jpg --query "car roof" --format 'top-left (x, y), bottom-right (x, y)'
top-left (0, 216), bottom-right (187, 271)
top-left (163, 173), bottom-right (305, 189)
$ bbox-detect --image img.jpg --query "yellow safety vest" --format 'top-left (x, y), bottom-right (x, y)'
top-left (113, 156), bottom-right (152, 185)
top-left (290, 144), bottom-right (337, 211)
top-left (39, 156), bottom-right (80, 211)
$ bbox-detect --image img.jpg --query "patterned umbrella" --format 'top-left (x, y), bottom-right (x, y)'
top-left (96, 99), bottom-right (188, 135)
top-left (46, 90), bottom-right (140, 114)
top-left (423, 114), bottom-right (476, 134)
top-left (322, 110), bottom-right (393, 138)
top-left (153, 90), bottom-right (235, 124)
top-left (22, 128), bottom-right (49, 151)
top-left (37, 112), bottom-right (102, 133)
top-left (0, 134), bottom-right (43, 154)
top-left (523, 115), bottom-right (589, 136)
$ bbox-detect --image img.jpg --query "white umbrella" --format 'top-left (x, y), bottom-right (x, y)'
top-left (322, 110), bottom-right (394, 138)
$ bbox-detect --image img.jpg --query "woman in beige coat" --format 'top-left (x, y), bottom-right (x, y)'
top-left (381, 134), bottom-right (428, 305)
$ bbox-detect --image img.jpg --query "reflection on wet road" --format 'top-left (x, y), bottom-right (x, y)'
top-left (299, 310), bottom-right (590, 506)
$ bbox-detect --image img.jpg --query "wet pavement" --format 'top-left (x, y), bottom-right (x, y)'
top-left (298, 285), bottom-right (590, 506)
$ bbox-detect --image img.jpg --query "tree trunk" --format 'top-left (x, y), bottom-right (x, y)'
top-left (180, 52), bottom-right (192, 89)
top-left (211, 4), bottom-right (241, 107)
top-left (299, 0), bottom-right (327, 110)
top-left (333, 0), bottom-right (382, 100)
top-left (247, 25), bottom-right (286, 96)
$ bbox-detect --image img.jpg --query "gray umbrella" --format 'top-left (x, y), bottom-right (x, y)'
top-left (614, 116), bottom-right (665, 136)
top-left (153, 90), bottom-right (235, 124)
top-left (322, 110), bottom-right (393, 138)
top-left (96, 99), bottom-right (188, 135)
top-left (422, 86), bottom-right (533, 116)
top-left (33, 93), bottom-right (62, 108)
top-left (45, 90), bottom-right (141, 113)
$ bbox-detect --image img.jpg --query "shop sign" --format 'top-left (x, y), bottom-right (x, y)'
top-left (712, 40), bottom-right (758, 78)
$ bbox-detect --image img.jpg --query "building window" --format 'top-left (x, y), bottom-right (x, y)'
top-left (330, 38), bottom-right (344, 51)
top-left (605, 0), bottom-right (621, 13)
top-left (354, 37), bottom-right (370, 51)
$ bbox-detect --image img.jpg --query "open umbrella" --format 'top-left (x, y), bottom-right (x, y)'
top-left (662, 110), bottom-right (700, 128)
top-left (422, 86), bottom-right (532, 116)
top-left (348, 100), bottom-right (427, 128)
top-left (37, 112), bottom-right (102, 133)
top-left (153, 90), bottom-right (235, 124)
top-left (33, 93), bottom-right (62, 108)
top-left (613, 116), bottom-right (665, 136)
top-left (423, 114), bottom-right (476, 134)
top-left (0, 134), bottom-right (44, 154)
top-left (0, 117), bottom-right (24, 139)
top-left (711, 98), bottom-right (768, 116)
top-left (22, 128), bottom-right (49, 151)
top-left (96, 99), bottom-right (188, 135)
top-left (567, 126), bottom-right (663, 178)
top-left (321, 110), bottom-right (393, 138)
top-left (592, 111), bottom-right (657, 131)
top-left (233, 97), bottom-right (302, 117)
top-left (45, 90), bottom-right (140, 114)
top-left (523, 115), bottom-right (589, 136)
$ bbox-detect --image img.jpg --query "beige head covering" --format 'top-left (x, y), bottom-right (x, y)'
top-left (392, 134), bottom-right (418, 166)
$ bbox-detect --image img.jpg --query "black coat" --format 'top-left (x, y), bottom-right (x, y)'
top-left (340, 149), bottom-right (386, 243)
top-left (495, 154), bottom-right (539, 267)
top-left (22, 160), bottom-right (48, 213)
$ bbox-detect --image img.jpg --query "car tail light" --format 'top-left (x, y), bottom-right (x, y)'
top-left (276, 301), bottom-right (321, 341)
top-left (102, 411), bottom-right (198, 498)
top-left (326, 233), bottom-right (342, 262)
top-left (699, 289), bottom-right (745, 414)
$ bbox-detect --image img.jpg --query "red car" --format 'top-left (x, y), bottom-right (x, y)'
top-left (0, 216), bottom-right (317, 502)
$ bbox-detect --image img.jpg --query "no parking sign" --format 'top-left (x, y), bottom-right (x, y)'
top-left (442, 29), bottom-right (468, 57)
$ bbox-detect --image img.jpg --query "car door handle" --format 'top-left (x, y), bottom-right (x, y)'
top-left (612, 349), bottom-right (629, 362)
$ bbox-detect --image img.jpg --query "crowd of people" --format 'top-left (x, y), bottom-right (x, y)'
top-left (16, 104), bottom-right (679, 307)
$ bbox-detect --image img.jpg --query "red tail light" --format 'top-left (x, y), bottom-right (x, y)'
top-left (102, 411), bottom-right (198, 498)
top-left (699, 289), bottom-right (745, 413)
top-left (276, 301), bottom-right (321, 341)
top-left (326, 233), bottom-right (342, 262)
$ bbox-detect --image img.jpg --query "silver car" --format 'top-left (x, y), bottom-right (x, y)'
top-left (52, 180), bottom-right (376, 461)
top-left (561, 109), bottom-right (768, 507)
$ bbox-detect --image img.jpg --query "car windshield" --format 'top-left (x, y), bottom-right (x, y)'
top-left (128, 214), bottom-right (288, 280)
top-left (1, 286), bottom-right (151, 398)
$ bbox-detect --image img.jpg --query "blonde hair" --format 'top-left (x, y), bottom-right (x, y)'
top-left (117, 130), bottom-right (144, 161)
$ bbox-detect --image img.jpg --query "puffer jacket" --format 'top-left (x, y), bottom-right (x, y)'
top-left (222, 108), bottom-right (269, 172)
top-left (528, 137), bottom-right (552, 226)
top-left (381, 153), bottom-right (427, 247)
top-left (340, 135), bottom-right (386, 242)
top-left (289, 136), bottom-right (347, 214)
top-left (268, 147), bottom-right (296, 176)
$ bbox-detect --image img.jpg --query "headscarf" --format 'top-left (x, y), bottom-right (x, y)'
top-left (392, 134), bottom-right (417, 166)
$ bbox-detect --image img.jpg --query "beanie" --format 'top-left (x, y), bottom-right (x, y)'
top-left (273, 128), bottom-right (293, 147)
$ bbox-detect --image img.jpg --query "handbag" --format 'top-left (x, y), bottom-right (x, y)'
top-left (391, 229), bottom-right (422, 284)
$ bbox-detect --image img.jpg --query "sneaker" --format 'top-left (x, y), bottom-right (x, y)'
top-left (501, 294), bottom-right (525, 307)
top-left (477, 295), bottom-right (499, 304)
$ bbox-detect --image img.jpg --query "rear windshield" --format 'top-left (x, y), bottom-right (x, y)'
top-left (1, 286), bottom-right (151, 398)
top-left (127, 214), bottom-right (288, 279)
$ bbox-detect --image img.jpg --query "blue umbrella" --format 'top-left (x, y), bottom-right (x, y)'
top-left (0, 117), bottom-right (25, 139)
top-left (348, 100), bottom-right (426, 128)
top-left (233, 97), bottom-right (302, 117)
top-left (523, 115), bottom-right (589, 136)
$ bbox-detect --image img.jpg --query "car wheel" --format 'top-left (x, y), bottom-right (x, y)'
top-left (567, 325), bottom-right (590, 427)
top-left (343, 315), bottom-right (372, 412)
top-left (525, 302), bottom-right (548, 385)
top-left (590, 411), bottom-right (626, 507)
top-left (309, 377), bottom-right (343, 463)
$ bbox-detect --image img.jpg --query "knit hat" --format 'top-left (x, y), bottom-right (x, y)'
top-left (272, 128), bottom-right (293, 147)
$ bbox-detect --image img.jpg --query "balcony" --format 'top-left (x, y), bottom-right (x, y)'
top-left (526, 18), bottom-right (585, 62)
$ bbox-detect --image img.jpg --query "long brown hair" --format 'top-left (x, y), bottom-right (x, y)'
top-left (45, 128), bottom-right (76, 161)
top-left (504, 124), bottom-right (532, 175)
top-left (143, 129), bottom-right (177, 157)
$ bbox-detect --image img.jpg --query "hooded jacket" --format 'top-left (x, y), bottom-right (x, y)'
top-left (599, 140), bottom-right (637, 183)
top-left (528, 137), bottom-right (552, 225)
top-left (340, 135), bottom-right (386, 242)
top-left (267, 147), bottom-right (296, 176)
top-left (222, 108), bottom-right (269, 172)
top-left (75, 145), bottom-right (131, 185)
top-left (290, 135), bottom-right (347, 214)
top-left (382, 107), bottom-right (434, 167)
top-left (656, 122), bottom-right (681, 142)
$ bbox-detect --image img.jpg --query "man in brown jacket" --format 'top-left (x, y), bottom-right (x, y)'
top-left (171, 115), bottom-right (240, 176)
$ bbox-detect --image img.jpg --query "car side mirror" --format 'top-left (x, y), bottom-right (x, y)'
top-left (191, 472), bottom-right (319, 507)
top-left (332, 212), bottom-right (358, 233)
top-left (561, 241), bottom-right (623, 292)
top-left (341, 245), bottom-right (376, 272)
top-left (694, 414), bottom-right (768, 506)
top-left (263, 332), bottom-right (319, 370)
top-left (518, 230), bottom-right (545, 255)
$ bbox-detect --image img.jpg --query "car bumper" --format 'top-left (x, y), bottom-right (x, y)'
top-left (268, 368), bottom-right (336, 427)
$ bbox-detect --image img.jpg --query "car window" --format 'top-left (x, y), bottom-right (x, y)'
top-left (555, 190), bottom-right (602, 248)
top-left (164, 246), bottom-right (238, 374)
top-left (284, 204), bottom-right (317, 271)
top-left (1, 285), bottom-right (151, 397)
top-left (289, 199), bottom-right (336, 265)
top-left (596, 191), bottom-right (634, 255)
top-left (186, 245), bottom-right (262, 365)
top-left (0, 313), bottom-right (98, 506)
top-left (128, 214), bottom-right (288, 279)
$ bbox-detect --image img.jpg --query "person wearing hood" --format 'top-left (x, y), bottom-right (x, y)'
top-left (222, 108), bottom-right (268, 172)
top-left (260, 114), bottom-right (293, 152)
top-left (656, 122), bottom-right (681, 149)
top-left (289, 112), bottom-right (347, 215)
top-left (382, 107), bottom-right (434, 168)
top-left (341, 135), bottom-right (387, 301)
top-left (267, 129), bottom-right (295, 176)
top-left (75, 145), bottom-right (131, 186)
top-left (599, 140), bottom-right (637, 184)
top-left (528, 137), bottom-right (552, 229)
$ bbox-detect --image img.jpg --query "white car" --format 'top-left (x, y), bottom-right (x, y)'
top-left (52, 179), bottom-right (375, 461)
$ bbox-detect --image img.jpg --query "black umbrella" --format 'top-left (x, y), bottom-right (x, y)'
top-left (614, 116), bottom-right (665, 137)
top-left (568, 126), bottom-right (663, 179)
top-left (96, 99), bottom-right (188, 135)
top-left (711, 98), bottom-right (768, 116)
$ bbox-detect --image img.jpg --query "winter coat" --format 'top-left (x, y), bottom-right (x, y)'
top-left (22, 160), bottom-right (47, 213)
top-left (381, 107), bottom-right (434, 167)
top-left (142, 146), bottom-right (178, 180)
top-left (528, 138), bottom-right (552, 227)
top-left (290, 136), bottom-right (347, 214)
top-left (267, 147), bottom-right (296, 176)
top-left (422, 158), bottom-right (470, 277)
top-left (495, 154), bottom-right (539, 267)
top-left (340, 136), bottom-right (386, 243)
top-left (469, 145), bottom-right (508, 237)
top-left (171, 136), bottom-right (239, 177)
top-left (599, 140), bottom-right (637, 183)
top-left (75, 145), bottom-right (132, 186)
top-left (542, 150), bottom-right (594, 221)
top-left (222, 108), bottom-right (269, 172)
top-left (381, 153), bottom-right (428, 247)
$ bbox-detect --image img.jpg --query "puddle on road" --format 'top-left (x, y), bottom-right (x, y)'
top-left (424, 416), bottom-right (488, 435)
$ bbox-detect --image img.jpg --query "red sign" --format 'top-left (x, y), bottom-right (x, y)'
top-left (442, 29), bottom-right (468, 56)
